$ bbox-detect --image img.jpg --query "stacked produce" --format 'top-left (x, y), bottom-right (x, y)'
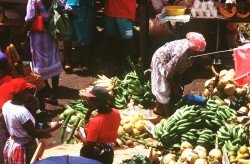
top-left (218, 123), bottom-right (248, 148)
top-left (152, 96), bottom-right (250, 153)
top-left (59, 100), bottom-right (88, 144)
top-left (203, 68), bottom-right (250, 116)
top-left (162, 143), bottom-right (223, 164)
top-left (113, 70), bottom-right (155, 109)
top-left (79, 58), bottom-right (155, 109)
top-left (227, 145), bottom-right (250, 163)
top-left (116, 114), bottom-right (156, 148)
top-left (79, 75), bottom-right (120, 96)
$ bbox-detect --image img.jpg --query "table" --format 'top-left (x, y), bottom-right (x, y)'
top-left (190, 17), bottom-right (250, 51)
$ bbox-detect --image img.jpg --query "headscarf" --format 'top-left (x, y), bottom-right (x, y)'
top-left (186, 32), bottom-right (206, 52)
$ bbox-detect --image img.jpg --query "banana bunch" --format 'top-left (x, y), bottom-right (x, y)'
top-left (113, 87), bottom-right (127, 109)
top-left (201, 99), bottom-right (237, 130)
top-left (93, 75), bottom-right (120, 93)
top-left (79, 86), bottom-right (93, 97)
top-left (153, 105), bottom-right (200, 147)
top-left (113, 71), bottom-right (155, 109)
top-left (217, 124), bottom-right (248, 148)
top-left (181, 129), bottom-right (199, 145)
top-left (153, 98), bottom-right (240, 149)
top-left (197, 129), bottom-right (215, 149)
top-left (79, 75), bottom-right (120, 96)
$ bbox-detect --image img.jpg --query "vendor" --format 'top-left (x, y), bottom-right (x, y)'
top-left (151, 32), bottom-right (206, 117)
top-left (2, 78), bottom-right (61, 164)
top-left (0, 53), bottom-right (12, 163)
top-left (74, 86), bottom-right (121, 164)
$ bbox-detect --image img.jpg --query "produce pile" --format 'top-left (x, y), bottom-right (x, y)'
top-left (79, 58), bottom-right (155, 109)
top-left (58, 100), bottom-right (88, 144)
top-left (153, 98), bottom-right (238, 149)
top-left (203, 68), bottom-right (250, 116)
top-left (79, 74), bottom-right (120, 96)
top-left (113, 70), bottom-right (155, 109)
top-left (116, 114), bottom-right (159, 148)
top-left (162, 143), bottom-right (223, 164)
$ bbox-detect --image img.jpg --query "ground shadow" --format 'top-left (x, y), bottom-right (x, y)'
top-left (57, 86), bottom-right (80, 100)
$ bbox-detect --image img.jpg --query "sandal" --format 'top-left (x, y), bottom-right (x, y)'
top-left (64, 65), bottom-right (73, 74)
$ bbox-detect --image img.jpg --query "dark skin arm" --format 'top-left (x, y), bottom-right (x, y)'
top-left (23, 119), bottom-right (61, 138)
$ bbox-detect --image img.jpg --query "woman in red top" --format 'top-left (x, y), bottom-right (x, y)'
top-left (75, 86), bottom-right (121, 164)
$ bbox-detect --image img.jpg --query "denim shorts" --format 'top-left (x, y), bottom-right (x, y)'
top-left (104, 16), bottom-right (134, 39)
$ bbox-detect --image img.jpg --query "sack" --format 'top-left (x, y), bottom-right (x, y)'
top-left (49, 0), bottom-right (71, 41)
top-left (30, 0), bottom-right (44, 32)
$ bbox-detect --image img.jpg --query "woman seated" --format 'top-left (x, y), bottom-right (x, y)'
top-left (2, 78), bottom-right (61, 164)
top-left (75, 86), bottom-right (121, 164)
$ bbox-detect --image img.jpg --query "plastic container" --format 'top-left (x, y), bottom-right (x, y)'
top-left (165, 6), bottom-right (186, 16)
top-left (183, 94), bottom-right (207, 106)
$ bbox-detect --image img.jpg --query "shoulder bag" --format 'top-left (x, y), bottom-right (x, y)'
top-left (30, 0), bottom-right (45, 32)
top-left (49, 0), bottom-right (71, 41)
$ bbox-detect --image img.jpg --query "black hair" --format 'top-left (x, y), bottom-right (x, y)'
top-left (12, 93), bottom-right (25, 105)
top-left (94, 98), bottom-right (111, 114)
top-left (0, 25), bottom-right (11, 52)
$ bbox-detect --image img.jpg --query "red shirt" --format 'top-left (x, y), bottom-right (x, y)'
top-left (104, 0), bottom-right (137, 21)
top-left (0, 75), bottom-right (13, 109)
top-left (85, 109), bottom-right (121, 143)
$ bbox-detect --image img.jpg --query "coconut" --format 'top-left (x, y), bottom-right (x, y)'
top-left (194, 146), bottom-right (207, 154)
top-left (224, 84), bottom-right (236, 96)
top-left (204, 79), bottom-right (215, 88)
top-left (219, 70), bottom-right (228, 78)
top-left (181, 149), bottom-right (194, 161)
top-left (163, 153), bottom-right (176, 163)
top-left (123, 123), bottom-right (133, 133)
top-left (195, 150), bottom-right (207, 159)
top-left (239, 146), bottom-right (249, 154)
top-left (239, 106), bottom-right (249, 115)
top-left (209, 149), bottom-right (222, 161)
top-left (180, 141), bottom-right (193, 152)
top-left (194, 158), bottom-right (208, 164)
top-left (213, 88), bottom-right (221, 96)
top-left (247, 94), bottom-right (250, 102)
top-left (203, 88), bottom-right (210, 97)
top-left (217, 79), bottom-right (227, 89)
top-left (236, 87), bottom-right (247, 96)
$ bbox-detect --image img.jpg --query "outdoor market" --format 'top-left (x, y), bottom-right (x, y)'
top-left (0, 0), bottom-right (249, 163)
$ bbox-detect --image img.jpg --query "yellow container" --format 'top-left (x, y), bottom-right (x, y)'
top-left (165, 6), bottom-right (186, 16)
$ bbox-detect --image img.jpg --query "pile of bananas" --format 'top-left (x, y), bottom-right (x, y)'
top-left (196, 129), bottom-right (215, 149)
top-left (113, 71), bottom-right (155, 109)
top-left (79, 75), bottom-right (120, 96)
top-left (153, 98), bottom-right (238, 149)
top-left (217, 124), bottom-right (248, 148)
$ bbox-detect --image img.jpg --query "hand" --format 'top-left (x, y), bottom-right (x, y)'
top-left (50, 121), bottom-right (61, 130)
top-left (74, 128), bottom-right (82, 140)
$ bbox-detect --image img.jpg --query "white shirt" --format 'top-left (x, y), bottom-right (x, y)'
top-left (2, 100), bottom-right (35, 138)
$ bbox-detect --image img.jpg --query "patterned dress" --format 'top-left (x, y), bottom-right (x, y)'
top-left (25, 0), bottom-right (65, 79)
top-left (151, 39), bottom-right (193, 104)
